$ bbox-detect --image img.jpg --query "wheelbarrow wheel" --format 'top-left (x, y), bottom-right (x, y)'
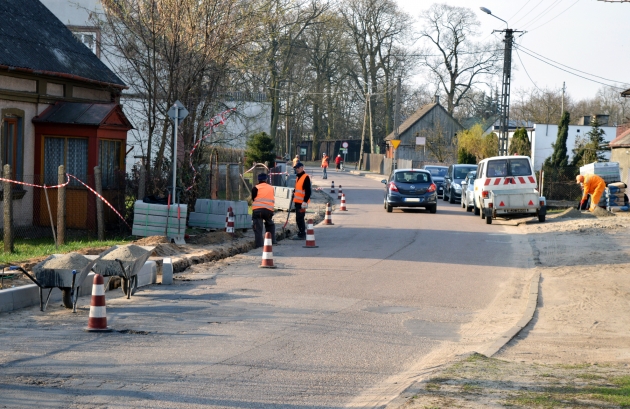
top-left (61, 287), bottom-right (73, 309)
top-left (121, 276), bottom-right (138, 296)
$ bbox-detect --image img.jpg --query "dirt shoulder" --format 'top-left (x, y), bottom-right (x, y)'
top-left (396, 209), bottom-right (630, 408)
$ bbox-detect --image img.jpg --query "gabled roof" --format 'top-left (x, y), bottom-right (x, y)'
top-left (609, 127), bottom-right (630, 148)
top-left (33, 102), bottom-right (133, 129)
top-left (385, 103), bottom-right (437, 141)
top-left (622, 88), bottom-right (630, 98)
top-left (0, 0), bottom-right (125, 88)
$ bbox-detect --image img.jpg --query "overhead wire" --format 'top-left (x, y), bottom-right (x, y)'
top-left (514, 48), bottom-right (544, 93)
top-left (511, 0), bottom-right (546, 26)
top-left (515, 46), bottom-right (626, 90)
top-left (507, 0), bottom-right (533, 21)
top-left (519, 0), bottom-right (565, 30)
top-left (526, 0), bottom-right (581, 32)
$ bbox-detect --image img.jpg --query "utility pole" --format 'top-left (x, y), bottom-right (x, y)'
top-left (480, 7), bottom-right (522, 156)
top-left (393, 77), bottom-right (402, 171)
top-left (561, 81), bottom-right (566, 113)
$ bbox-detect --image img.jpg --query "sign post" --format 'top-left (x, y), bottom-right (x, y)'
top-left (341, 141), bottom-right (349, 164)
top-left (167, 100), bottom-right (189, 205)
top-left (391, 139), bottom-right (401, 172)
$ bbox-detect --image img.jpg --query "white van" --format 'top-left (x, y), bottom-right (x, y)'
top-left (473, 155), bottom-right (546, 224)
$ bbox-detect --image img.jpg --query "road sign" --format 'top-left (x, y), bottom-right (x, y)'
top-left (342, 141), bottom-right (349, 148)
top-left (391, 139), bottom-right (401, 149)
top-left (168, 100), bottom-right (189, 123)
top-left (415, 137), bottom-right (426, 146)
top-left (340, 148), bottom-right (348, 153)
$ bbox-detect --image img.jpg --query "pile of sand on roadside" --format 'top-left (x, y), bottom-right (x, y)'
top-left (556, 207), bottom-right (613, 219)
top-left (36, 252), bottom-right (91, 272)
top-left (134, 236), bottom-right (169, 245)
top-left (186, 231), bottom-right (241, 245)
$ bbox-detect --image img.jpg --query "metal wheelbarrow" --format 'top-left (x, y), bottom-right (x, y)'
top-left (92, 245), bottom-right (152, 299)
top-left (8, 254), bottom-right (98, 312)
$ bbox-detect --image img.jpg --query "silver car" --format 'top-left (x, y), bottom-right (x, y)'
top-left (461, 171), bottom-right (477, 212)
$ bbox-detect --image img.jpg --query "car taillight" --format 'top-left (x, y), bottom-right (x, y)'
top-left (427, 183), bottom-right (436, 193)
top-left (482, 190), bottom-right (489, 198)
top-left (389, 182), bottom-right (399, 192)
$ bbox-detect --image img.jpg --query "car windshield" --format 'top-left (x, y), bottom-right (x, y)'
top-left (486, 159), bottom-right (531, 177)
top-left (425, 167), bottom-right (447, 177)
top-left (394, 171), bottom-right (430, 184)
top-left (454, 166), bottom-right (477, 179)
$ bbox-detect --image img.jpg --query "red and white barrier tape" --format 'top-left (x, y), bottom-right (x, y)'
top-left (67, 175), bottom-right (131, 229)
top-left (0, 175), bottom-right (70, 189)
top-left (185, 108), bottom-right (237, 192)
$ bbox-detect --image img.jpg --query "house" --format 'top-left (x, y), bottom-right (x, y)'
top-left (384, 97), bottom-right (463, 164)
top-left (529, 116), bottom-right (617, 171)
top-left (0, 0), bottom-right (131, 231)
top-left (609, 128), bottom-right (630, 184)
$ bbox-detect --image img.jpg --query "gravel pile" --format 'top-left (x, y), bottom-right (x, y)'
top-left (37, 252), bottom-right (91, 272)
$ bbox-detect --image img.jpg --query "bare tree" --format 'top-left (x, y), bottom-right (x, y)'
top-left (417, 3), bottom-right (501, 115)
top-left (418, 119), bottom-right (456, 163)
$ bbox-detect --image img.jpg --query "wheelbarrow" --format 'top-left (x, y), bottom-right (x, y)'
top-left (8, 254), bottom-right (98, 312)
top-left (92, 245), bottom-right (153, 300)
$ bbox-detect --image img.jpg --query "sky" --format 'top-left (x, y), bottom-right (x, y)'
top-left (395, 0), bottom-right (629, 101)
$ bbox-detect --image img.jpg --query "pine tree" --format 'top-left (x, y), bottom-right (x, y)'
top-left (545, 111), bottom-right (570, 168)
top-left (244, 132), bottom-right (275, 167)
top-left (571, 117), bottom-right (609, 166)
top-left (509, 127), bottom-right (531, 157)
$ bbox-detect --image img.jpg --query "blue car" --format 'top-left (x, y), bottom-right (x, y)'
top-left (381, 169), bottom-right (438, 213)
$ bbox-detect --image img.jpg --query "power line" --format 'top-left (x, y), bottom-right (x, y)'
top-left (527, 0), bottom-right (581, 32)
top-left (515, 46), bottom-right (627, 90)
top-left (507, 0), bottom-right (533, 22)
top-left (520, 0), bottom-right (565, 30)
top-left (515, 48), bottom-right (544, 92)
top-left (517, 44), bottom-right (625, 84)
top-left (511, 0), bottom-right (546, 26)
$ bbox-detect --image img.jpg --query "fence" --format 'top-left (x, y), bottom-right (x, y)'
top-left (541, 166), bottom-right (581, 202)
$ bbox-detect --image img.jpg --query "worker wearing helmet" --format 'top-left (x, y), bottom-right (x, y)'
top-left (576, 174), bottom-right (606, 212)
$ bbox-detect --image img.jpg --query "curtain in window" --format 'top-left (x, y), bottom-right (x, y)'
top-left (44, 137), bottom-right (64, 185)
top-left (67, 138), bottom-right (88, 186)
top-left (99, 140), bottom-right (121, 188)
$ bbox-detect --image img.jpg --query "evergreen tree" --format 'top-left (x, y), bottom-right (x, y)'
top-left (509, 127), bottom-right (531, 157)
top-left (244, 132), bottom-right (275, 167)
top-left (544, 111), bottom-right (570, 168)
top-left (458, 147), bottom-right (477, 164)
top-left (571, 117), bottom-right (609, 166)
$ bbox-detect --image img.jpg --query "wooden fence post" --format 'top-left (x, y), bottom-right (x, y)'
top-left (138, 164), bottom-right (146, 201)
top-left (225, 163), bottom-right (232, 200)
top-left (3, 165), bottom-right (13, 253)
top-left (94, 166), bottom-right (105, 241)
top-left (57, 165), bottom-right (65, 246)
top-left (238, 161), bottom-right (243, 201)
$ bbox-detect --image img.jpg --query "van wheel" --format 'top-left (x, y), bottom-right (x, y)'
top-left (486, 215), bottom-right (492, 224)
top-left (474, 202), bottom-right (480, 216)
top-left (480, 206), bottom-right (485, 219)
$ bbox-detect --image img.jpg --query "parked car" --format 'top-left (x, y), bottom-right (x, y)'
top-left (381, 169), bottom-right (438, 213)
top-left (461, 171), bottom-right (476, 212)
top-left (443, 164), bottom-right (479, 204)
top-left (422, 165), bottom-right (448, 197)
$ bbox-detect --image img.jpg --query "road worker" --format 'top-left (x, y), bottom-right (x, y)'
top-left (576, 174), bottom-right (606, 212)
top-left (292, 162), bottom-right (311, 240)
top-left (252, 173), bottom-right (276, 248)
top-left (321, 153), bottom-right (329, 179)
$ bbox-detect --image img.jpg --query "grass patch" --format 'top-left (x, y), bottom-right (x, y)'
top-left (589, 376), bottom-right (630, 407)
top-left (0, 237), bottom-right (132, 265)
top-left (461, 383), bottom-right (482, 393)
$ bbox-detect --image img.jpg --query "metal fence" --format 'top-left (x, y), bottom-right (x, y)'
top-left (541, 166), bottom-right (581, 202)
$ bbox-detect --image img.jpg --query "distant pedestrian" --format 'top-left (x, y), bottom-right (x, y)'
top-left (252, 173), bottom-right (276, 248)
top-left (292, 155), bottom-right (299, 174)
top-left (292, 162), bottom-right (311, 240)
top-left (335, 154), bottom-right (342, 171)
top-left (321, 153), bottom-right (329, 179)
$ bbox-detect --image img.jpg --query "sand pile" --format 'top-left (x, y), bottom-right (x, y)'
top-left (101, 245), bottom-right (148, 261)
top-left (134, 236), bottom-right (168, 246)
top-left (592, 206), bottom-right (614, 217)
top-left (38, 252), bottom-right (91, 271)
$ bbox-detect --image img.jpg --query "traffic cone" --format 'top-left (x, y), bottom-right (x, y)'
top-left (340, 194), bottom-right (347, 211)
top-left (323, 202), bottom-right (334, 225)
top-left (226, 207), bottom-right (235, 236)
top-left (259, 232), bottom-right (276, 268)
top-left (303, 219), bottom-right (319, 248)
top-left (86, 274), bottom-right (112, 332)
top-left (338, 185), bottom-right (343, 200)
top-left (331, 181), bottom-right (335, 193)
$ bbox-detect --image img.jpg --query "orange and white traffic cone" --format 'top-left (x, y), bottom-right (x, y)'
top-left (226, 207), bottom-right (235, 236)
top-left (303, 219), bottom-right (319, 248)
top-left (331, 181), bottom-right (335, 193)
top-left (338, 185), bottom-right (343, 200)
top-left (323, 202), bottom-right (334, 225)
top-left (259, 232), bottom-right (276, 268)
top-left (86, 274), bottom-right (112, 332)
top-left (340, 194), bottom-right (347, 211)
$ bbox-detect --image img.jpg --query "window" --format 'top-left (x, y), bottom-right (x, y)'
top-left (99, 139), bottom-right (122, 188)
top-left (2, 116), bottom-right (23, 181)
top-left (455, 166), bottom-right (477, 179)
top-left (395, 171), bottom-right (429, 183)
top-left (72, 29), bottom-right (100, 57)
top-left (508, 158), bottom-right (532, 176)
top-left (44, 137), bottom-right (88, 186)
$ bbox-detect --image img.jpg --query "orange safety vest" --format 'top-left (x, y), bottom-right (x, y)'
top-left (293, 173), bottom-right (310, 204)
top-left (252, 183), bottom-right (275, 211)
top-left (321, 156), bottom-right (329, 168)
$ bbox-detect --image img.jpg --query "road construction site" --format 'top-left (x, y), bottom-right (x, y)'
top-left (1, 167), bottom-right (629, 408)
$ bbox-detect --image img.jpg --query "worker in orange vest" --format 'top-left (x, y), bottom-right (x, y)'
top-left (252, 172), bottom-right (276, 248)
top-left (292, 162), bottom-right (311, 240)
top-left (576, 174), bottom-right (606, 212)
top-left (321, 153), bottom-right (329, 179)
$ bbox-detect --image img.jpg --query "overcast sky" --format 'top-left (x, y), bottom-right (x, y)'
top-left (395, 0), bottom-right (629, 101)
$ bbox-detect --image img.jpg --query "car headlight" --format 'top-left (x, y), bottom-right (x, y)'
top-left (453, 183), bottom-right (461, 192)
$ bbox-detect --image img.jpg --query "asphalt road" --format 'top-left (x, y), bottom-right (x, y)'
top-left (0, 167), bottom-right (535, 409)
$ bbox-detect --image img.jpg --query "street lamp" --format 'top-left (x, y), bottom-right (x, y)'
top-left (480, 6), bottom-right (520, 156)
top-left (357, 78), bottom-right (375, 168)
